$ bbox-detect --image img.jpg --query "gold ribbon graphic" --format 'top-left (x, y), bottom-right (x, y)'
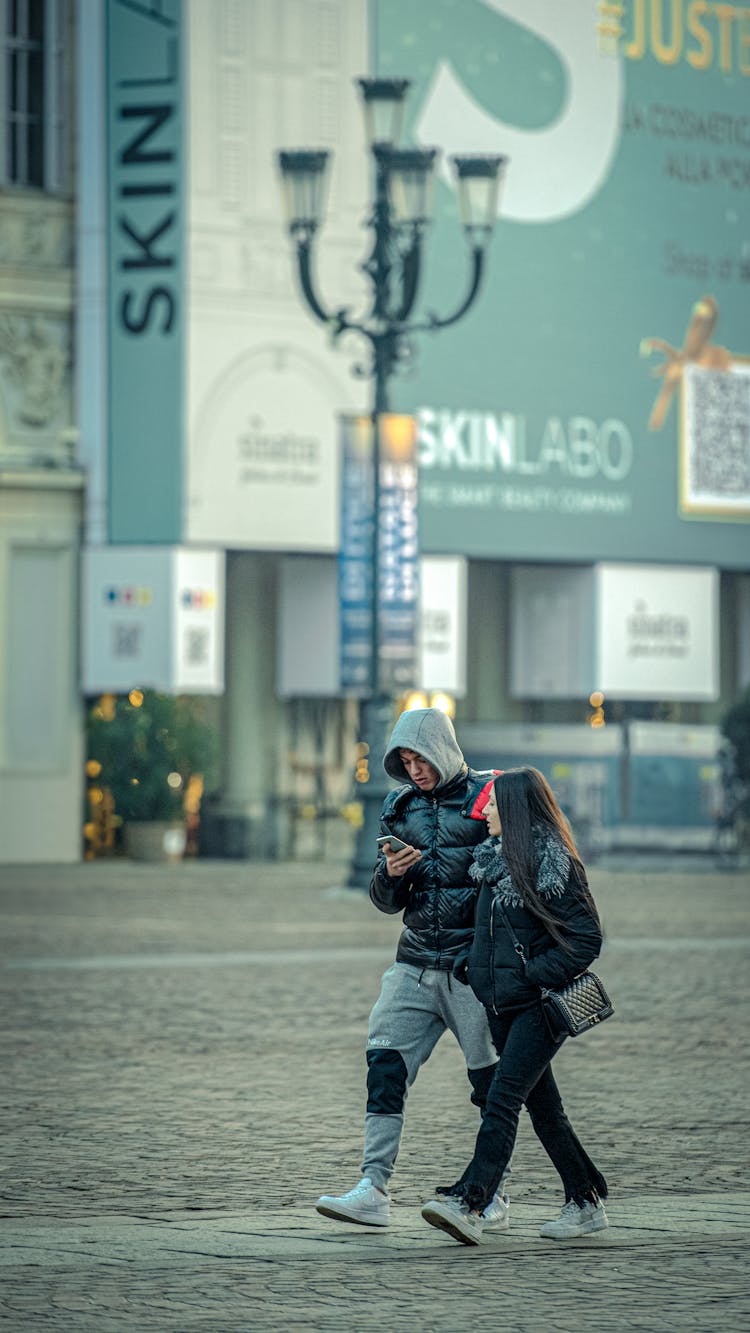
top-left (640, 296), bottom-right (733, 431)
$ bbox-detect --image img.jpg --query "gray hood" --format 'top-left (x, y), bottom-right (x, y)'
top-left (383, 707), bottom-right (466, 788)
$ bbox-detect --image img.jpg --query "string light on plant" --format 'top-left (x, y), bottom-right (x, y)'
top-left (588, 691), bottom-right (606, 728)
top-left (85, 689), bottom-right (217, 854)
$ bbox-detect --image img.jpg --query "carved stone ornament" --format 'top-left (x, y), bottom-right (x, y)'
top-left (0, 197), bottom-right (74, 269)
top-left (0, 313), bottom-right (71, 427)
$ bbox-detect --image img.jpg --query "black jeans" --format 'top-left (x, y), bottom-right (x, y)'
top-left (438, 1003), bottom-right (606, 1213)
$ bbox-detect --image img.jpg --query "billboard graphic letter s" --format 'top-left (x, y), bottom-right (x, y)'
top-left (415, 0), bottom-right (622, 225)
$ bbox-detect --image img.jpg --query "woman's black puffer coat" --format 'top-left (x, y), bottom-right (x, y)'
top-left (466, 833), bottom-right (603, 1013)
top-left (369, 706), bottom-right (494, 971)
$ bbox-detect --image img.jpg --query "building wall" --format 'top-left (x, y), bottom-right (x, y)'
top-left (5, 1), bottom-right (745, 862)
top-left (0, 475), bottom-right (83, 863)
top-left (0, 111), bottom-right (81, 861)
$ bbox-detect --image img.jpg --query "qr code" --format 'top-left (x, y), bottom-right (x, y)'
top-left (682, 364), bottom-right (750, 517)
top-left (184, 627), bottom-right (209, 665)
top-left (112, 624), bottom-right (141, 658)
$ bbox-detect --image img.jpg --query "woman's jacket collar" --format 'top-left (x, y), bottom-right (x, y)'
top-left (469, 827), bottom-right (570, 908)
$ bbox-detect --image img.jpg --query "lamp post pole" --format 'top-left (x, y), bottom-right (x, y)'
top-left (278, 78), bottom-right (507, 888)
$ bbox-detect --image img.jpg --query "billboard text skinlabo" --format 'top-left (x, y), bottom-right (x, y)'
top-left (376, 0), bottom-right (750, 569)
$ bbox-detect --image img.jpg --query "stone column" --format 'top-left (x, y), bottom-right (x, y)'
top-left (202, 551), bottom-right (283, 858)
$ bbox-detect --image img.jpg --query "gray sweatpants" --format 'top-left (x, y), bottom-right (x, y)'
top-left (362, 961), bottom-right (498, 1191)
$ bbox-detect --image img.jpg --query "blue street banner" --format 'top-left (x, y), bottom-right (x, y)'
top-left (339, 415), bottom-right (419, 694)
top-left (376, 415), bottom-right (420, 692)
top-left (339, 416), bottom-right (375, 692)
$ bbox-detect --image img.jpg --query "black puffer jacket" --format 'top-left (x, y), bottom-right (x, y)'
top-left (369, 707), bottom-right (495, 971)
top-left (466, 832), bottom-right (602, 1013)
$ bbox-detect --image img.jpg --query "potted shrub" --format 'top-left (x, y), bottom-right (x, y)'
top-left (86, 689), bottom-right (218, 861)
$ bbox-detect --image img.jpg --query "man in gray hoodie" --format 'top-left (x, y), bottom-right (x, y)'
top-left (316, 707), bottom-right (509, 1229)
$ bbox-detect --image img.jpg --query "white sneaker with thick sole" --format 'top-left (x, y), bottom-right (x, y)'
top-left (421, 1197), bottom-right (484, 1246)
top-left (315, 1177), bottom-right (390, 1226)
top-left (481, 1191), bottom-right (510, 1230)
top-left (539, 1198), bottom-right (609, 1239)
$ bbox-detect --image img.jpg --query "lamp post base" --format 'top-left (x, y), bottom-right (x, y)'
top-left (345, 694), bottom-right (396, 891)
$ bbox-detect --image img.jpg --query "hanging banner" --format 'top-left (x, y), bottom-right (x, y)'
top-left (377, 414), bottom-right (420, 693)
top-left (339, 416), bottom-right (375, 692)
top-left (338, 415), bottom-right (419, 694)
top-left (106, 0), bottom-right (184, 543)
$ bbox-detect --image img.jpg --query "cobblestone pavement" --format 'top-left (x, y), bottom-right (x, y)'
top-left (1, 857), bottom-right (749, 1332)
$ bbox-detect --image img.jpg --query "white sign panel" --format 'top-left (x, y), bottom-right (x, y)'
top-left (277, 556), bottom-right (339, 699)
top-left (173, 549), bottom-right (225, 693)
top-left (187, 344), bottom-right (345, 552)
top-left (510, 566), bottom-right (595, 700)
top-left (419, 556), bottom-right (468, 696)
top-left (595, 564), bottom-right (718, 701)
top-left (82, 547), bottom-right (225, 694)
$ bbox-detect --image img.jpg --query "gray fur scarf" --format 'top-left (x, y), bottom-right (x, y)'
top-left (469, 827), bottom-right (570, 908)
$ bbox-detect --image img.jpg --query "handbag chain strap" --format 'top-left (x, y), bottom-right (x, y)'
top-left (497, 902), bottom-right (527, 968)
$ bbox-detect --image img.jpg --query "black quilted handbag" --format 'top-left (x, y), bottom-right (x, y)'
top-left (540, 971), bottom-right (614, 1042)
top-left (497, 905), bottom-right (614, 1043)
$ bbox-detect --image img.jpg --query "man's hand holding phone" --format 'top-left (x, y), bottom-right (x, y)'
top-left (376, 834), bottom-right (421, 878)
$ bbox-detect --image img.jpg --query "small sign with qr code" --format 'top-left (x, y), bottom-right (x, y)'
top-left (184, 627), bottom-right (209, 666)
top-left (681, 363), bottom-right (750, 519)
top-left (112, 623), bottom-right (142, 659)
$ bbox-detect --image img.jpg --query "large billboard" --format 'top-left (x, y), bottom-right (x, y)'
top-left (375, 0), bottom-right (750, 568)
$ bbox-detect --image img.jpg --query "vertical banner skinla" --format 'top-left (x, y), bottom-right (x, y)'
top-left (339, 415), bottom-right (419, 694)
top-left (106, 0), bottom-right (184, 544)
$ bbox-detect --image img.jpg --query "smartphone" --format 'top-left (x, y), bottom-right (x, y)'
top-left (376, 834), bottom-right (410, 853)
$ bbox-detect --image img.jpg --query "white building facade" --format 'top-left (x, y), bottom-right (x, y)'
top-left (1, 0), bottom-right (749, 862)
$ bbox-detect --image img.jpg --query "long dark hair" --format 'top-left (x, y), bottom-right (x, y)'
top-left (493, 767), bottom-right (600, 947)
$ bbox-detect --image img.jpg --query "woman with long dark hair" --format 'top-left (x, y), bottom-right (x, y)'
top-left (421, 767), bottom-right (609, 1246)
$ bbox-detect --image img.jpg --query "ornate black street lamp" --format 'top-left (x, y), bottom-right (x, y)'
top-left (278, 77), bottom-right (506, 888)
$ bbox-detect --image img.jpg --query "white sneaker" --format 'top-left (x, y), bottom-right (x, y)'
top-left (481, 1191), bottom-right (510, 1230)
top-left (421, 1197), bottom-right (484, 1246)
top-left (315, 1177), bottom-right (390, 1226)
top-left (539, 1198), bottom-right (609, 1240)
